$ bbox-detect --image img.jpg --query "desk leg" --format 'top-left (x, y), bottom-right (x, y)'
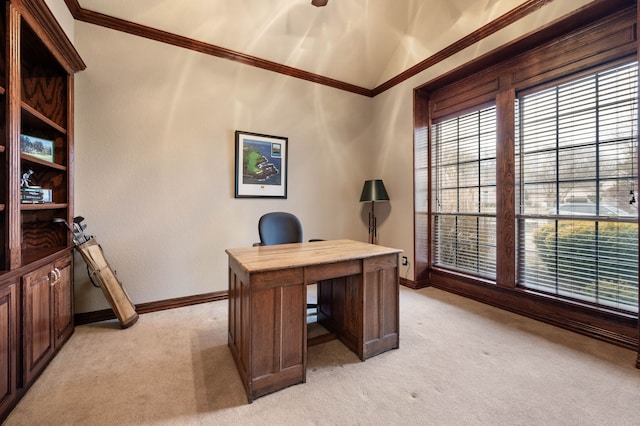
top-left (228, 260), bottom-right (252, 401)
top-left (362, 254), bottom-right (400, 359)
top-left (228, 261), bottom-right (306, 402)
top-left (317, 254), bottom-right (399, 361)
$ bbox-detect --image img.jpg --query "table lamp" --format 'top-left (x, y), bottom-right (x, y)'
top-left (360, 179), bottom-right (390, 244)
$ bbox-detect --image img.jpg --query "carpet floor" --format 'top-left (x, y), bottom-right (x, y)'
top-left (4, 287), bottom-right (639, 425)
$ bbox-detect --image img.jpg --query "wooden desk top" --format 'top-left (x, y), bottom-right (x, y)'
top-left (226, 239), bottom-right (402, 273)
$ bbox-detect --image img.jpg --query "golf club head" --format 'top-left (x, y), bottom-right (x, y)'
top-left (73, 222), bottom-right (89, 241)
top-left (73, 216), bottom-right (85, 224)
top-left (52, 217), bottom-right (73, 232)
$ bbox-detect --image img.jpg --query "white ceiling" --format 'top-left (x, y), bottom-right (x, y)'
top-left (77, 0), bottom-right (529, 89)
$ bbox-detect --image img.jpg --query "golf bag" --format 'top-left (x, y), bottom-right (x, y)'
top-left (55, 216), bottom-right (138, 328)
top-left (75, 237), bottom-right (139, 328)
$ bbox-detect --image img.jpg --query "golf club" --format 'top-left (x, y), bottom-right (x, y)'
top-left (73, 217), bottom-right (90, 244)
top-left (52, 217), bottom-right (72, 230)
top-left (53, 217), bottom-right (79, 244)
top-left (53, 217), bottom-right (89, 244)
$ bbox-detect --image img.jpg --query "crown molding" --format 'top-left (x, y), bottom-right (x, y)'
top-left (371, 0), bottom-right (555, 96)
top-left (63, 0), bottom-right (373, 96)
top-left (62, 0), bottom-right (629, 97)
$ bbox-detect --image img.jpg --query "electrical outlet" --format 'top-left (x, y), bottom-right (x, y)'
top-left (402, 256), bottom-right (408, 265)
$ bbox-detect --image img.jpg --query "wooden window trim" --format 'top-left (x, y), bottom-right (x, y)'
top-left (413, 3), bottom-right (639, 354)
top-left (424, 6), bottom-right (636, 121)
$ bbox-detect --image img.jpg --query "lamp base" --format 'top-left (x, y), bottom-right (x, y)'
top-left (368, 203), bottom-right (377, 244)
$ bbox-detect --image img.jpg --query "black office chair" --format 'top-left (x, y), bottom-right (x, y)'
top-left (255, 212), bottom-right (318, 318)
top-left (257, 212), bottom-right (303, 246)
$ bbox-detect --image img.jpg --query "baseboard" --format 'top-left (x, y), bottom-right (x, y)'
top-left (76, 277), bottom-right (426, 325)
top-left (74, 290), bottom-right (229, 325)
top-left (400, 277), bottom-right (429, 289)
top-left (77, 279), bottom-right (423, 325)
top-left (426, 272), bottom-right (638, 351)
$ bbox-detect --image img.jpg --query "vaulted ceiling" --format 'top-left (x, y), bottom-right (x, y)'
top-left (73, 0), bottom-right (546, 92)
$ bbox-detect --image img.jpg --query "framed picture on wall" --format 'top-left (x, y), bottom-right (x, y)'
top-left (235, 130), bottom-right (288, 198)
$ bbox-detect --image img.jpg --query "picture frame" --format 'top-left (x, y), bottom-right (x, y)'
top-left (20, 134), bottom-right (55, 163)
top-left (235, 130), bottom-right (288, 198)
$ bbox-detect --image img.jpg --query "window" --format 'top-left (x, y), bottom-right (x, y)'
top-left (415, 5), bottom-right (637, 346)
top-left (432, 106), bottom-right (497, 278)
top-left (516, 62), bottom-right (638, 312)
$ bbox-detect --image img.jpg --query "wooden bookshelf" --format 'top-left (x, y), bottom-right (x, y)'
top-left (0, 0), bottom-right (85, 421)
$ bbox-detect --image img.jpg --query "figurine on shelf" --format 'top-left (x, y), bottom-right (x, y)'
top-left (21, 169), bottom-right (34, 188)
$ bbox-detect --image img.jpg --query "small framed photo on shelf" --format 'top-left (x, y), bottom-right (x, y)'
top-left (20, 134), bottom-right (54, 163)
top-left (235, 130), bottom-right (288, 198)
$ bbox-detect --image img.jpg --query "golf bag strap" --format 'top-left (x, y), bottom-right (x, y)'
top-left (87, 264), bottom-right (101, 288)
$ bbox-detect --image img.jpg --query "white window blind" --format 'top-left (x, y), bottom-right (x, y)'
top-left (516, 62), bottom-right (638, 312)
top-left (432, 106), bottom-right (497, 278)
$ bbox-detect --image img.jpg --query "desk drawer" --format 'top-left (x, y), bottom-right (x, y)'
top-left (252, 268), bottom-right (303, 290)
top-left (305, 259), bottom-right (361, 282)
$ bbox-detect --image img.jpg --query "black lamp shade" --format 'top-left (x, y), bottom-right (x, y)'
top-left (360, 179), bottom-right (390, 202)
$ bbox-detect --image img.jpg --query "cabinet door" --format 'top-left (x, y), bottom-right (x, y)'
top-left (0, 282), bottom-right (18, 415)
top-left (23, 264), bottom-right (54, 384)
top-left (53, 255), bottom-right (73, 347)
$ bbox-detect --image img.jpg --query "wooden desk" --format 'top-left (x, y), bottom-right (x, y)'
top-left (226, 239), bottom-right (401, 402)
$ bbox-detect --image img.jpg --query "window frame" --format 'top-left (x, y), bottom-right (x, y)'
top-left (413, 4), bottom-right (639, 350)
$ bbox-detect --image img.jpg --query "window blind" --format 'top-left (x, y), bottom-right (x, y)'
top-left (432, 106), bottom-right (497, 278)
top-left (516, 62), bottom-right (638, 312)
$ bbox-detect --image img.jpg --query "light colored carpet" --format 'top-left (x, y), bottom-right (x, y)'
top-left (4, 287), bottom-right (639, 425)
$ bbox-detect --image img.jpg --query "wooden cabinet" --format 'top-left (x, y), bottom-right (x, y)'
top-left (0, 0), bottom-right (84, 422)
top-left (22, 255), bottom-right (72, 384)
top-left (53, 255), bottom-right (73, 347)
top-left (22, 263), bottom-right (53, 385)
top-left (0, 281), bottom-right (18, 416)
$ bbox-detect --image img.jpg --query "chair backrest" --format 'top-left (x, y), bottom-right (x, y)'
top-left (258, 212), bottom-right (303, 246)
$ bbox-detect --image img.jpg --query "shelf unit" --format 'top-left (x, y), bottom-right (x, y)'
top-left (0, 0), bottom-right (85, 421)
top-left (13, 15), bottom-right (70, 268)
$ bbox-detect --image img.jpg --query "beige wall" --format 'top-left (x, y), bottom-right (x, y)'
top-left (71, 0), bottom-right (592, 313)
top-left (45, 0), bottom-right (74, 41)
top-left (73, 23), bottom-right (376, 312)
